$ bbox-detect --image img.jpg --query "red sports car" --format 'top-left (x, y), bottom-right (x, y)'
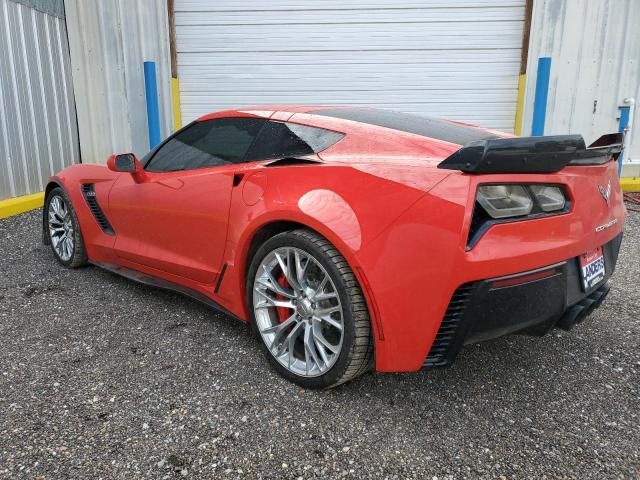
top-left (43, 106), bottom-right (626, 388)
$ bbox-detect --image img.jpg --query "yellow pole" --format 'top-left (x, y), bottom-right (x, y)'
top-left (514, 74), bottom-right (526, 136)
top-left (171, 77), bottom-right (182, 131)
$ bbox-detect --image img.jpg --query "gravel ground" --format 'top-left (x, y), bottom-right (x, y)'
top-left (0, 209), bottom-right (638, 479)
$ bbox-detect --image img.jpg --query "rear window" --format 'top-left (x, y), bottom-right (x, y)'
top-left (246, 121), bottom-right (344, 161)
top-left (311, 108), bottom-right (498, 146)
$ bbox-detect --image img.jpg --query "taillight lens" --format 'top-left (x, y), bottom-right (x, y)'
top-left (476, 185), bottom-right (533, 218)
top-left (476, 184), bottom-right (567, 219)
top-left (469, 183), bottom-right (569, 249)
top-left (529, 185), bottom-right (566, 212)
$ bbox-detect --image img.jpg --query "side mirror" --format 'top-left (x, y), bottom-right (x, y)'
top-left (107, 153), bottom-right (147, 182)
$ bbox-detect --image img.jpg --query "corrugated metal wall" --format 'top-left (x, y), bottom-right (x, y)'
top-left (0, 0), bottom-right (79, 201)
top-left (523, 0), bottom-right (640, 164)
top-left (175, 0), bottom-right (526, 132)
top-left (64, 0), bottom-right (173, 165)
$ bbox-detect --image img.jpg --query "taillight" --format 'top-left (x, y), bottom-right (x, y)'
top-left (468, 183), bottom-right (570, 249)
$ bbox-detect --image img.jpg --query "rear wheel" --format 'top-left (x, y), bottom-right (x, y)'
top-left (45, 187), bottom-right (88, 268)
top-left (247, 229), bottom-right (373, 388)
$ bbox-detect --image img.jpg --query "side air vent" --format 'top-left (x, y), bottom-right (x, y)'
top-left (423, 283), bottom-right (476, 368)
top-left (81, 184), bottom-right (115, 235)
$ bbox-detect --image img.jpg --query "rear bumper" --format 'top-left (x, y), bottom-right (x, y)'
top-left (423, 232), bottom-right (623, 368)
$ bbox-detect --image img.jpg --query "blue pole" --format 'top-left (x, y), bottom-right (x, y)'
top-left (531, 57), bottom-right (552, 136)
top-left (144, 61), bottom-right (161, 149)
top-left (618, 106), bottom-right (630, 133)
top-left (617, 106), bottom-right (630, 177)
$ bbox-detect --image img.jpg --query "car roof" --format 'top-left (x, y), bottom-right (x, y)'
top-left (198, 106), bottom-right (503, 148)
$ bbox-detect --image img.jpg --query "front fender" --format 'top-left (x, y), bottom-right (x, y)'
top-left (43, 164), bottom-right (120, 262)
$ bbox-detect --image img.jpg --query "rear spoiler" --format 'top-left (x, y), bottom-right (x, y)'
top-left (437, 133), bottom-right (623, 174)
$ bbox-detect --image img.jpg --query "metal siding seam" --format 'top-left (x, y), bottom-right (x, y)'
top-left (117, 0), bottom-right (143, 157)
top-left (514, 73), bottom-right (526, 135)
top-left (44, 15), bottom-right (66, 177)
top-left (0, 78), bottom-right (17, 197)
top-left (54, 18), bottom-right (76, 169)
top-left (4, 0), bottom-right (30, 195)
top-left (17, 3), bottom-right (44, 191)
top-left (162, 1), bottom-right (174, 137)
top-left (30, 7), bottom-right (55, 178)
top-left (531, 56), bottom-right (551, 136)
top-left (96, 2), bottom-right (119, 158)
top-left (0, 1), bottom-right (17, 198)
top-left (59, 18), bottom-right (81, 165)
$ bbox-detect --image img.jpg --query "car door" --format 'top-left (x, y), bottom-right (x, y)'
top-left (107, 117), bottom-right (265, 285)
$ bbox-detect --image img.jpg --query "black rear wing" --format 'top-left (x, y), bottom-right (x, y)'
top-left (437, 133), bottom-right (623, 174)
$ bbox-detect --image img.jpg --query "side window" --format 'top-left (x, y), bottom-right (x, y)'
top-left (145, 118), bottom-right (265, 172)
top-left (246, 121), bottom-right (344, 161)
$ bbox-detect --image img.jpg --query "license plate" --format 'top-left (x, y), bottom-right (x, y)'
top-left (579, 247), bottom-right (606, 290)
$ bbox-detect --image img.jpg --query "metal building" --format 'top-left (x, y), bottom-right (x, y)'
top-left (64, 0), bottom-right (173, 165)
top-left (0, 0), bottom-right (79, 201)
top-left (1, 0), bottom-right (639, 209)
top-left (523, 0), bottom-right (639, 169)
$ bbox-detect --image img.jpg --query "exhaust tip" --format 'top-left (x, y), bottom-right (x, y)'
top-left (557, 283), bottom-right (611, 331)
top-left (557, 305), bottom-right (583, 331)
top-left (578, 298), bottom-right (596, 323)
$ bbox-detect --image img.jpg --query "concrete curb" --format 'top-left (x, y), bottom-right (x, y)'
top-left (620, 177), bottom-right (640, 192)
top-left (0, 192), bottom-right (45, 219)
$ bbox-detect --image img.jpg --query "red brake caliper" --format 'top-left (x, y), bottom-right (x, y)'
top-left (275, 273), bottom-right (291, 323)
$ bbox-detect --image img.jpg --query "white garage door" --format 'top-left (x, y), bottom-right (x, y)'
top-left (175, 0), bottom-right (526, 132)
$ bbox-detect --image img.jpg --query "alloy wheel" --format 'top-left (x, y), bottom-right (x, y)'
top-left (253, 247), bottom-right (344, 377)
top-left (48, 195), bottom-right (75, 261)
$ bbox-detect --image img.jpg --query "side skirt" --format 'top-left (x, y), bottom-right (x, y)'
top-left (90, 261), bottom-right (242, 322)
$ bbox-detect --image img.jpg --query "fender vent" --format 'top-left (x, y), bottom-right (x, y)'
top-left (423, 283), bottom-right (476, 368)
top-left (81, 184), bottom-right (114, 235)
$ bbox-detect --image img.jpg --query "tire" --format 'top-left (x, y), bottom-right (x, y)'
top-left (246, 229), bottom-right (373, 388)
top-left (45, 187), bottom-right (88, 268)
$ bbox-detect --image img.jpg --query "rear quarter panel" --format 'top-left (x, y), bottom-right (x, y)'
top-left (214, 163), bottom-right (450, 325)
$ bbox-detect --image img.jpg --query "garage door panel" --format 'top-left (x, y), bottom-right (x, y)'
top-left (179, 90), bottom-right (517, 104)
top-left (176, 7), bottom-right (524, 26)
top-left (176, 1), bottom-right (525, 131)
top-left (181, 94), bottom-right (518, 105)
top-left (178, 50), bottom-right (523, 66)
top-left (179, 62), bottom-right (520, 75)
top-left (176, 0), bottom-right (524, 12)
top-left (177, 23), bottom-right (523, 53)
top-left (181, 101), bottom-right (516, 118)
top-left (180, 81), bottom-right (519, 94)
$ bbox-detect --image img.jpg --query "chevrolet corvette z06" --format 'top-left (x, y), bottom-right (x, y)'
top-left (43, 106), bottom-right (626, 388)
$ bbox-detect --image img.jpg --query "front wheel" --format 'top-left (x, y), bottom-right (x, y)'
top-left (45, 187), bottom-right (88, 268)
top-left (247, 229), bottom-right (373, 388)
